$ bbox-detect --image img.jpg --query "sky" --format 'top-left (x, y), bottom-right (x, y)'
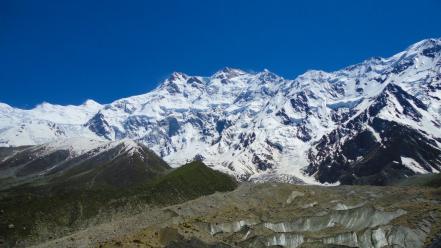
top-left (1, 0), bottom-right (440, 108)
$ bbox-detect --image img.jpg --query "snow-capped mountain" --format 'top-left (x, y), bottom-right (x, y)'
top-left (1, 38), bottom-right (441, 184)
top-left (0, 100), bottom-right (102, 146)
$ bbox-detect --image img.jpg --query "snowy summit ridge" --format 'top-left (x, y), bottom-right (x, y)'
top-left (1, 38), bottom-right (441, 184)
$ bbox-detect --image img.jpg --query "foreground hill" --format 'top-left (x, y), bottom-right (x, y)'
top-left (1, 38), bottom-right (441, 184)
top-left (0, 152), bottom-right (237, 247)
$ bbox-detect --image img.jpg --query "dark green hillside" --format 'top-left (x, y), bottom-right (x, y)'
top-left (393, 173), bottom-right (441, 188)
top-left (48, 143), bottom-right (171, 190)
top-left (0, 142), bottom-right (171, 191)
top-left (0, 160), bottom-right (237, 247)
top-left (145, 161), bottom-right (238, 204)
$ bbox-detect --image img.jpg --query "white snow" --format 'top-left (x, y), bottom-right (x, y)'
top-left (401, 156), bottom-right (428, 174)
top-left (1, 38), bottom-right (440, 183)
top-left (42, 137), bottom-right (108, 157)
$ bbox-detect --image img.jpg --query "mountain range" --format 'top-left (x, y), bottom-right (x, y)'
top-left (1, 38), bottom-right (441, 185)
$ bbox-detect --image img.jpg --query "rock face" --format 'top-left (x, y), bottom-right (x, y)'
top-left (1, 39), bottom-right (441, 184)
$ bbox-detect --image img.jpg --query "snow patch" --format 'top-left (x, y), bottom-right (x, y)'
top-left (401, 156), bottom-right (428, 174)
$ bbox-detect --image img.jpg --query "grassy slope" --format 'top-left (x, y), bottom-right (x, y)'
top-left (144, 161), bottom-right (238, 205)
top-left (0, 161), bottom-right (237, 246)
top-left (393, 173), bottom-right (441, 187)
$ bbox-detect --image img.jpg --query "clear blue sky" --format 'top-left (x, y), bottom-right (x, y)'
top-left (1, 0), bottom-right (440, 108)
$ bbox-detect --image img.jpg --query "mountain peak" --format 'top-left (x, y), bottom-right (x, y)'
top-left (404, 38), bottom-right (441, 57)
top-left (297, 69), bottom-right (328, 80)
top-left (212, 67), bottom-right (246, 79)
top-left (82, 99), bottom-right (101, 108)
top-left (409, 38), bottom-right (441, 49)
top-left (257, 69), bottom-right (283, 82)
top-left (0, 102), bottom-right (13, 112)
top-left (157, 72), bottom-right (191, 94)
top-left (168, 72), bottom-right (189, 82)
top-left (34, 101), bottom-right (56, 110)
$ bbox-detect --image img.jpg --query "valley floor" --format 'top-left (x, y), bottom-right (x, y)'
top-left (31, 183), bottom-right (441, 248)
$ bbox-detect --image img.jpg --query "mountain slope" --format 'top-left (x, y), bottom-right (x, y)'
top-left (0, 138), bottom-right (170, 191)
top-left (1, 38), bottom-right (441, 184)
top-left (306, 82), bottom-right (441, 184)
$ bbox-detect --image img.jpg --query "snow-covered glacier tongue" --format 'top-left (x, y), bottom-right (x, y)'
top-left (1, 38), bottom-right (441, 184)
